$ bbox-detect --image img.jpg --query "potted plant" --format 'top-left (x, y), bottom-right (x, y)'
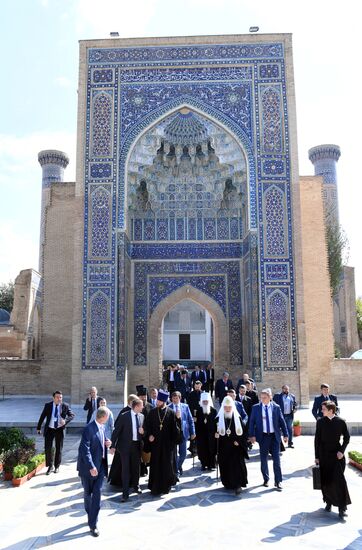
top-left (293, 419), bottom-right (302, 437)
top-left (348, 450), bottom-right (362, 472)
top-left (12, 464), bottom-right (29, 487)
top-left (3, 438), bottom-right (36, 480)
top-left (12, 454), bottom-right (46, 486)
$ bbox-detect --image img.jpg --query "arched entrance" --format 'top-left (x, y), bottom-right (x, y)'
top-left (146, 285), bottom-right (228, 388)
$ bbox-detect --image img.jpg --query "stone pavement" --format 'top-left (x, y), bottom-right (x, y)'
top-left (0, 434), bottom-right (362, 549)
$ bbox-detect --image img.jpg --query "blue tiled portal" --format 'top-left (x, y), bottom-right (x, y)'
top-left (81, 39), bottom-right (298, 378)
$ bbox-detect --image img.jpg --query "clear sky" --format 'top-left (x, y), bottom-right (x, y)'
top-left (1, 0), bottom-right (361, 297)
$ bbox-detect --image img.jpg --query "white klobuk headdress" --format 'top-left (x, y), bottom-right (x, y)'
top-left (216, 395), bottom-right (243, 436)
top-left (199, 391), bottom-right (213, 408)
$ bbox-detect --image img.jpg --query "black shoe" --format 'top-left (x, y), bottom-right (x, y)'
top-left (46, 467), bottom-right (53, 475)
top-left (178, 467), bottom-right (183, 476)
top-left (263, 480), bottom-right (269, 487)
top-left (235, 487), bottom-right (242, 495)
top-left (121, 495), bottom-right (129, 502)
top-left (288, 443), bottom-right (294, 448)
top-left (274, 482), bottom-right (283, 491)
top-left (90, 528), bottom-right (99, 537)
top-left (338, 507), bottom-right (347, 519)
top-left (54, 467), bottom-right (59, 473)
top-left (325, 503), bottom-right (332, 512)
top-left (133, 487), bottom-right (142, 494)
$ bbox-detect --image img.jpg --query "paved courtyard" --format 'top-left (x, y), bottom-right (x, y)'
top-left (0, 433), bottom-right (361, 550)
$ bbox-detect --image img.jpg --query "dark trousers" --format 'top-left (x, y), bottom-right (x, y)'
top-left (284, 414), bottom-right (293, 444)
top-left (44, 428), bottom-right (64, 468)
top-left (259, 433), bottom-right (282, 484)
top-left (120, 441), bottom-right (141, 498)
top-left (81, 461), bottom-right (106, 529)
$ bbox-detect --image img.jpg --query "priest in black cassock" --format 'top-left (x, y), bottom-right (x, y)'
top-left (314, 400), bottom-right (351, 520)
top-left (195, 392), bottom-right (217, 470)
top-left (144, 389), bottom-right (182, 496)
top-left (215, 395), bottom-right (248, 495)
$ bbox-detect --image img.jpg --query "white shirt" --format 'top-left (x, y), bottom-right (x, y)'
top-left (49, 402), bottom-right (60, 429)
top-left (95, 420), bottom-right (105, 457)
top-left (262, 403), bottom-right (274, 433)
top-left (282, 393), bottom-right (293, 414)
top-left (170, 370), bottom-right (174, 381)
top-left (131, 410), bottom-right (139, 441)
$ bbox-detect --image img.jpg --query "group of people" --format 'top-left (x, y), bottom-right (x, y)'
top-left (36, 376), bottom-right (352, 538)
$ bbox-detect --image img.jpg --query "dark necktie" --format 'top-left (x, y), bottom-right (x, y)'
top-left (265, 405), bottom-right (270, 433)
top-left (54, 404), bottom-right (59, 429)
top-left (135, 414), bottom-right (141, 441)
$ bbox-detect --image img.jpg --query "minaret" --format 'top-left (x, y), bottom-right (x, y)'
top-left (308, 144), bottom-right (341, 226)
top-left (37, 150), bottom-right (69, 273)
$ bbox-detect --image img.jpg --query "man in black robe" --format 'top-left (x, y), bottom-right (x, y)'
top-left (195, 392), bottom-right (217, 470)
top-left (215, 396), bottom-right (248, 495)
top-left (144, 389), bottom-right (182, 496)
top-left (314, 400), bottom-right (351, 520)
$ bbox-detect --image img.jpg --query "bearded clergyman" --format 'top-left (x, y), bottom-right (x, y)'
top-left (144, 389), bottom-right (182, 496)
top-left (215, 395), bottom-right (248, 495)
top-left (195, 392), bottom-right (217, 471)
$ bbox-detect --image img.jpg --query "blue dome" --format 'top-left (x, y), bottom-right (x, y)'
top-left (164, 110), bottom-right (209, 145)
top-left (0, 308), bottom-right (10, 325)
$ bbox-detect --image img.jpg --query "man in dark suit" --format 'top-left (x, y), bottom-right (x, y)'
top-left (215, 372), bottom-right (234, 405)
top-left (249, 388), bottom-right (288, 490)
top-left (236, 385), bottom-right (253, 417)
top-left (111, 398), bottom-right (144, 502)
top-left (236, 373), bottom-right (257, 392)
top-left (77, 406), bottom-right (111, 537)
top-left (175, 369), bottom-right (191, 402)
top-left (37, 390), bottom-right (75, 474)
top-left (148, 388), bottom-right (158, 408)
top-left (83, 386), bottom-right (103, 423)
top-left (191, 365), bottom-right (207, 388)
top-left (165, 364), bottom-right (179, 394)
top-left (312, 383), bottom-right (339, 420)
top-left (245, 380), bottom-right (259, 406)
top-left (236, 385), bottom-right (253, 449)
top-left (206, 363), bottom-right (215, 395)
top-left (273, 385), bottom-right (297, 448)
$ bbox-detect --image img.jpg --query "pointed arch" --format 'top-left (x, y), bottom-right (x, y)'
top-left (146, 285), bottom-right (229, 387)
top-left (120, 98), bottom-right (257, 230)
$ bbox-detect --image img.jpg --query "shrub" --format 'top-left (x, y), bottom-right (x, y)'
top-left (26, 454), bottom-right (45, 472)
top-left (293, 420), bottom-right (301, 427)
top-left (0, 428), bottom-right (26, 453)
top-left (3, 443), bottom-right (35, 473)
top-left (348, 450), bottom-right (362, 465)
top-left (13, 464), bottom-right (28, 479)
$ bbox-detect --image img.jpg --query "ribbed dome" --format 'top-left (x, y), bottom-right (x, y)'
top-left (164, 110), bottom-right (209, 145)
top-left (0, 308), bottom-right (10, 325)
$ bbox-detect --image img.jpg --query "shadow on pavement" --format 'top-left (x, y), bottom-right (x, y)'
top-left (340, 529), bottom-right (362, 549)
top-left (2, 523), bottom-right (90, 549)
top-left (261, 509), bottom-right (343, 542)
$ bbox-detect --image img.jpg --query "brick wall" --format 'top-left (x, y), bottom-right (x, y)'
top-left (0, 360), bottom-right (42, 394)
top-left (332, 359), bottom-right (362, 394)
top-left (41, 183), bottom-right (76, 394)
top-left (299, 176), bottom-right (335, 395)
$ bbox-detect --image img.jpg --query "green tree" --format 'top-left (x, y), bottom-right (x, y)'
top-left (326, 220), bottom-right (349, 298)
top-left (0, 281), bottom-right (14, 312)
top-left (356, 297), bottom-right (362, 335)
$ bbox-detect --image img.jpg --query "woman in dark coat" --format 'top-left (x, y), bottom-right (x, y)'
top-left (314, 400), bottom-right (351, 520)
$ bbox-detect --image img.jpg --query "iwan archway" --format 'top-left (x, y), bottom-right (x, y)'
top-left (147, 286), bottom-right (228, 388)
top-left (80, 37), bottom-right (300, 401)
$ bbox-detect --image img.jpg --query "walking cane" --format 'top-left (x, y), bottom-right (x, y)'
top-left (215, 431), bottom-right (219, 485)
